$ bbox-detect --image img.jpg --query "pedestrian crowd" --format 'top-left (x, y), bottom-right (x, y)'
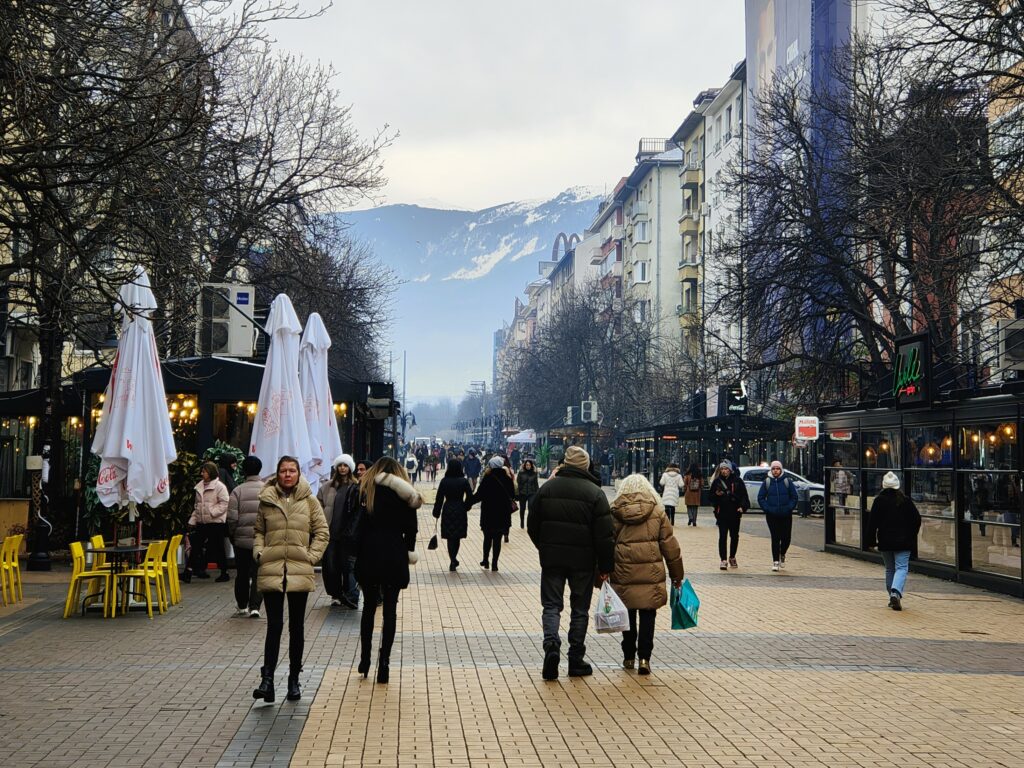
top-left (181, 443), bottom-right (915, 702)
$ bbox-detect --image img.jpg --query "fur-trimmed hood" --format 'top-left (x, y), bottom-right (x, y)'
top-left (375, 472), bottom-right (423, 509)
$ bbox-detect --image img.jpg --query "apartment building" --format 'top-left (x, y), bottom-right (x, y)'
top-left (585, 183), bottom-right (626, 309)
top-left (670, 92), bottom-right (715, 358)
top-left (617, 141), bottom-right (685, 347)
top-left (702, 61), bottom-right (746, 370)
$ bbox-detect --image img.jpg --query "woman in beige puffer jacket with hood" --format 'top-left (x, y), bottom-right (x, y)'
top-left (610, 473), bottom-right (684, 676)
top-left (252, 456), bottom-right (329, 704)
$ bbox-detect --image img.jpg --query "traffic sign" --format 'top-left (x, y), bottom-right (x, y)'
top-left (795, 416), bottom-right (819, 440)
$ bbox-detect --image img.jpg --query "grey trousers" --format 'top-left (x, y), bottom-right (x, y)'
top-left (540, 566), bottom-right (594, 661)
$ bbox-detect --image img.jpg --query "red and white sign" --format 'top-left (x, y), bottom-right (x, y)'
top-left (795, 416), bottom-right (820, 441)
top-left (828, 430), bottom-right (854, 441)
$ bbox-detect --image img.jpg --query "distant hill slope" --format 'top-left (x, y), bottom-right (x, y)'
top-left (338, 187), bottom-right (603, 401)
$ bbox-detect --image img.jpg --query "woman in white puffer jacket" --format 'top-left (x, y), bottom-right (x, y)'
top-left (658, 462), bottom-right (685, 526)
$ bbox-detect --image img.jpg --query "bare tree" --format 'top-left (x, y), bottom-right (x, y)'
top-left (713, 35), bottom-right (1013, 413)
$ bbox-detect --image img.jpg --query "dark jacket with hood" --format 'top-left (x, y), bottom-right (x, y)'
top-left (516, 466), bottom-right (539, 498)
top-left (473, 467), bottom-right (515, 533)
top-left (527, 464), bottom-right (614, 573)
top-left (354, 473), bottom-right (421, 589)
top-left (433, 475), bottom-right (474, 540)
top-left (867, 488), bottom-right (922, 553)
top-left (463, 453), bottom-right (482, 479)
top-left (758, 474), bottom-right (800, 516)
top-left (709, 473), bottom-right (750, 524)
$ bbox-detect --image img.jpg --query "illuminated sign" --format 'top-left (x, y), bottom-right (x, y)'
top-left (892, 334), bottom-right (931, 409)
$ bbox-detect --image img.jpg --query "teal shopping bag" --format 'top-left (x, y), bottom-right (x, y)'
top-left (670, 579), bottom-right (700, 630)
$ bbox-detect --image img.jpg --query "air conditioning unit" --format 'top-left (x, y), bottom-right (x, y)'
top-left (700, 202), bottom-right (711, 216)
top-left (196, 283), bottom-right (255, 358)
top-left (581, 400), bottom-right (598, 423)
top-left (998, 319), bottom-right (1024, 372)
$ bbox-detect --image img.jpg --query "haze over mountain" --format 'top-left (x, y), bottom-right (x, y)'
top-left (340, 187), bottom-right (603, 403)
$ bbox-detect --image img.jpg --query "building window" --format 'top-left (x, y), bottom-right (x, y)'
top-left (634, 220), bottom-right (649, 242)
top-left (635, 261), bottom-right (650, 283)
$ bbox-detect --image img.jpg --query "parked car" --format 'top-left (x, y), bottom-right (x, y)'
top-left (738, 466), bottom-right (826, 516)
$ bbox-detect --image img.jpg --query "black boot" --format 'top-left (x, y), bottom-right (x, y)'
top-left (568, 653), bottom-right (593, 677)
top-left (357, 644), bottom-right (371, 678)
top-left (287, 668), bottom-right (301, 701)
top-left (376, 659), bottom-right (390, 684)
top-left (252, 667), bottom-right (275, 702)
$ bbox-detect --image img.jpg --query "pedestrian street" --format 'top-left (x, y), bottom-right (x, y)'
top-left (1, 486), bottom-right (1022, 768)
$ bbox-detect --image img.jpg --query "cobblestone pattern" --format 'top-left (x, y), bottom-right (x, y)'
top-left (0, 488), bottom-right (1022, 768)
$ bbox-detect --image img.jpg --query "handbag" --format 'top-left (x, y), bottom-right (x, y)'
top-left (427, 519), bottom-right (438, 550)
top-left (670, 578), bottom-right (700, 630)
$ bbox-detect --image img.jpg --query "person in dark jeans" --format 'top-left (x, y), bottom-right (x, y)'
top-left (516, 459), bottom-right (539, 529)
top-left (528, 446), bottom-right (614, 681)
top-left (188, 461), bottom-right (230, 582)
top-left (710, 462), bottom-right (749, 570)
top-left (757, 461), bottom-right (800, 572)
top-left (227, 456), bottom-right (265, 616)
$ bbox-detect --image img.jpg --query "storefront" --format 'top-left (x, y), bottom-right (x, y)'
top-left (625, 414), bottom-right (805, 486)
top-left (822, 387), bottom-right (1024, 598)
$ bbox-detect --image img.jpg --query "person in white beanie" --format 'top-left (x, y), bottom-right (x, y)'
top-left (318, 454), bottom-right (358, 606)
top-left (866, 471), bottom-right (921, 611)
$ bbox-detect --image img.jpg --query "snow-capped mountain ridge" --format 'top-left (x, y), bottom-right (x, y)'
top-left (338, 187), bottom-right (603, 399)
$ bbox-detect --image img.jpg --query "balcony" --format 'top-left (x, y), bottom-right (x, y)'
top-left (680, 164), bottom-right (701, 190)
top-left (677, 260), bottom-right (700, 280)
top-left (678, 210), bottom-right (699, 234)
top-left (589, 246), bottom-right (604, 265)
top-left (631, 200), bottom-right (649, 219)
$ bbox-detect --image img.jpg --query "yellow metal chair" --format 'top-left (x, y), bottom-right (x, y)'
top-left (0, 534), bottom-right (24, 604)
top-left (160, 534), bottom-right (183, 606)
top-left (88, 534), bottom-right (110, 571)
top-left (63, 541), bottom-right (114, 618)
top-left (113, 540), bottom-right (166, 618)
top-left (0, 537), bottom-right (10, 606)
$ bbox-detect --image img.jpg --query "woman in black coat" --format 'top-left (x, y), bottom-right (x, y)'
top-left (866, 471), bottom-right (921, 611)
top-left (473, 456), bottom-right (515, 572)
top-left (354, 457), bottom-right (422, 684)
top-left (433, 459), bottom-right (475, 572)
top-left (709, 462), bottom-right (750, 570)
top-left (515, 459), bottom-right (539, 529)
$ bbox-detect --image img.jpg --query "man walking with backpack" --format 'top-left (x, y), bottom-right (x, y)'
top-left (758, 460), bottom-right (800, 572)
top-left (528, 446), bottom-right (615, 681)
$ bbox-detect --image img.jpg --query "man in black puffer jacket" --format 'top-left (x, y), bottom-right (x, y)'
top-left (528, 446), bottom-right (614, 681)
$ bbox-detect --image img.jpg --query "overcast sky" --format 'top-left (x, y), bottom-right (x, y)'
top-left (269, 1), bottom-right (746, 211)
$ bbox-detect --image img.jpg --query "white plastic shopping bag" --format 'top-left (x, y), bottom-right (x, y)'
top-left (592, 581), bottom-right (629, 634)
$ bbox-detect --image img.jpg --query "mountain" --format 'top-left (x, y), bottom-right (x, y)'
top-left (339, 187), bottom-right (603, 401)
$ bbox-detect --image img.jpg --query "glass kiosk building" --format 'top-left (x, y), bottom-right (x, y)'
top-left (821, 388), bottom-right (1023, 598)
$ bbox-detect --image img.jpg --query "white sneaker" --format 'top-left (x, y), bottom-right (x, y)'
top-left (779, 557), bottom-right (786, 570)
top-left (771, 561), bottom-right (780, 572)
top-left (235, 607), bottom-right (248, 616)
top-left (249, 609), bottom-right (260, 618)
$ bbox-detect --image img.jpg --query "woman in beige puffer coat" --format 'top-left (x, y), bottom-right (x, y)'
top-left (610, 473), bottom-right (684, 675)
top-left (252, 456), bottom-right (329, 704)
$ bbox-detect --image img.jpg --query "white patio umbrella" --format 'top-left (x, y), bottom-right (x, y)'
top-left (507, 429), bottom-right (537, 444)
top-left (91, 267), bottom-right (178, 523)
top-left (249, 294), bottom-right (314, 480)
top-left (298, 312), bottom-right (343, 495)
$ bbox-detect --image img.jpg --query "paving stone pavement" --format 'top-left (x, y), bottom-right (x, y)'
top-left (1, 482), bottom-right (1022, 768)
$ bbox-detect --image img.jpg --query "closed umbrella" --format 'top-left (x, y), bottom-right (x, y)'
top-left (91, 267), bottom-right (178, 531)
top-left (249, 294), bottom-right (313, 479)
top-left (298, 312), bottom-right (342, 495)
